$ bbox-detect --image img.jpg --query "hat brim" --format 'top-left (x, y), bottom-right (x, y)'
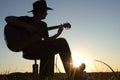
top-left (28, 7), bottom-right (53, 13)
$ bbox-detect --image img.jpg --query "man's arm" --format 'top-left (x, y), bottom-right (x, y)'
top-left (49, 25), bottom-right (63, 40)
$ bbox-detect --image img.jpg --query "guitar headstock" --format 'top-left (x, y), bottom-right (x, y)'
top-left (62, 23), bottom-right (71, 29)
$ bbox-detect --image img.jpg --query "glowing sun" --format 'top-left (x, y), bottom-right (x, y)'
top-left (72, 54), bottom-right (91, 68)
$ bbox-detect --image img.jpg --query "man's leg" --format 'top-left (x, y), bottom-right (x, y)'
top-left (52, 38), bottom-right (73, 77)
top-left (39, 54), bottom-right (54, 80)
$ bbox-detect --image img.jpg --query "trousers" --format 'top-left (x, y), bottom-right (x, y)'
top-left (23, 38), bottom-right (72, 78)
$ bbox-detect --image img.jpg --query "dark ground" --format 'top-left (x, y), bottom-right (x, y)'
top-left (0, 72), bottom-right (120, 80)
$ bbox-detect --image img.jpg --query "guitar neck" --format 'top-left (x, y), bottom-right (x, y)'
top-left (47, 23), bottom-right (71, 30)
top-left (47, 25), bottom-right (60, 30)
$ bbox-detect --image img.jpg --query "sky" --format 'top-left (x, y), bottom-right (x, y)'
top-left (0, 0), bottom-right (120, 73)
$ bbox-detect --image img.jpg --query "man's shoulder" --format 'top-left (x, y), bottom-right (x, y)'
top-left (16, 16), bottom-right (31, 18)
top-left (17, 16), bottom-right (33, 22)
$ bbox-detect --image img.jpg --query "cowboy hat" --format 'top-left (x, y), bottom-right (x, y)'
top-left (28, 0), bottom-right (53, 12)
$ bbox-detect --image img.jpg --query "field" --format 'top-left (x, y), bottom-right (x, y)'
top-left (0, 60), bottom-right (120, 80)
top-left (0, 72), bottom-right (120, 80)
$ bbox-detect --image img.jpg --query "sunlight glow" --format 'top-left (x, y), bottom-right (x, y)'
top-left (72, 53), bottom-right (91, 69)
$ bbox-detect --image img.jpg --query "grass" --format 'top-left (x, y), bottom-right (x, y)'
top-left (0, 60), bottom-right (120, 80)
top-left (0, 72), bottom-right (120, 80)
top-left (95, 60), bottom-right (120, 80)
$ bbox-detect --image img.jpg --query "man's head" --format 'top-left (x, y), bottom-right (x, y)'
top-left (30, 0), bottom-right (53, 13)
top-left (29, 0), bottom-right (53, 20)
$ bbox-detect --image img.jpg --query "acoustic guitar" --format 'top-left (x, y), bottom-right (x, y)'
top-left (4, 23), bottom-right (71, 52)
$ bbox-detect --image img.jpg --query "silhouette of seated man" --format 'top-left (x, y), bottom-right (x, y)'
top-left (5, 0), bottom-right (73, 79)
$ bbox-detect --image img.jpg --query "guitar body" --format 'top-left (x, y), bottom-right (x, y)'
top-left (4, 24), bottom-right (47, 52)
top-left (4, 24), bottom-right (35, 52)
top-left (4, 24), bottom-right (22, 52)
top-left (4, 23), bottom-right (71, 52)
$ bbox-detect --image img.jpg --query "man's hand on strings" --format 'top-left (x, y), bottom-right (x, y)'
top-left (58, 24), bottom-right (63, 34)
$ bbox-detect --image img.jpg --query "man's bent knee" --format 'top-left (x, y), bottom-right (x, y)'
top-left (57, 37), bottom-right (67, 43)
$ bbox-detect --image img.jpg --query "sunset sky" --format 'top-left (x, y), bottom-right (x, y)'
top-left (0, 0), bottom-right (120, 73)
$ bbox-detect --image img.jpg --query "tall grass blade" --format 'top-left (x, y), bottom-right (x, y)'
top-left (95, 60), bottom-right (119, 80)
